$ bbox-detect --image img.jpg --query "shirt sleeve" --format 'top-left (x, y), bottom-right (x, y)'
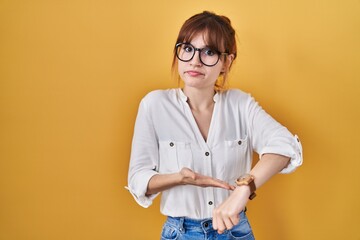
top-left (246, 95), bottom-right (303, 173)
top-left (127, 98), bottom-right (160, 208)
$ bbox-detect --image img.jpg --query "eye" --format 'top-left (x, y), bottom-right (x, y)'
top-left (183, 44), bottom-right (194, 53)
top-left (203, 48), bottom-right (216, 56)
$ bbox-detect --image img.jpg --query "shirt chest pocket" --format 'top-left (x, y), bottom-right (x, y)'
top-left (158, 141), bottom-right (193, 173)
top-left (224, 136), bottom-right (249, 179)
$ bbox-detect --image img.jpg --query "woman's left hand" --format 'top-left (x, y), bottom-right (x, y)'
top-left (212, 185), bottom-right (251, 234)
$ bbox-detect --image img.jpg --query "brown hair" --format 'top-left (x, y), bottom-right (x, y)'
top-left (172, 11), bottom-right (237, 91)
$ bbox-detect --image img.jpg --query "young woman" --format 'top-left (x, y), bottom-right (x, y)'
top-left (127, 11), bottom-right (303, 240)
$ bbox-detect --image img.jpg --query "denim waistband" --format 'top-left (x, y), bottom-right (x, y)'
top-left (166, 210), bottom-right (246, 233)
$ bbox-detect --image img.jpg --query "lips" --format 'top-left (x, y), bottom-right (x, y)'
top-left (185, 70), bottom-right (204, 77)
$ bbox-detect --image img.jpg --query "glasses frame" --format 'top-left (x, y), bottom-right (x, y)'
top-left (175, 43), bottom-right (228, 67)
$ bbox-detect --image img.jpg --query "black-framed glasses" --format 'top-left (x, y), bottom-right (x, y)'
top-left (175, 43), bottom-right (228, 67)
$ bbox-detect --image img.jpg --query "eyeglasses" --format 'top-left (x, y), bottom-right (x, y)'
top-left (175, 43), bottom-right (228, 67)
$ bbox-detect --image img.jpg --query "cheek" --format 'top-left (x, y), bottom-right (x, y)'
top-left (177, 63), bottom-right (185, 79)
top-left (210, 66), bottom-right (223, 78)
top-left (177, 61), bottom-right (185, 73)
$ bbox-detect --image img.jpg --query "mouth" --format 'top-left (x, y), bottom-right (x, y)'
top-left (185, 70), bottom-right (204, 77)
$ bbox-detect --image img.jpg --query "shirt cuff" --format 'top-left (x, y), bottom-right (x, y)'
top-left (126, 171), bottom-right (159, 208)
top-left (125, 186), bottom-right (159, 208)
top-left (260, 134), bottom-right (303, 174)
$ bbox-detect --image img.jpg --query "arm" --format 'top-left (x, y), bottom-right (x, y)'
top-left (146, 167), bottom-right (235, 196)
top-left (127, 98), bottom-right (160, 208)
top-left (250, 153), bottom-right (290, 189)
top-left (212, 153), bottom-right (290, 234)
top-left (212, 93), bottom-right (302, 233)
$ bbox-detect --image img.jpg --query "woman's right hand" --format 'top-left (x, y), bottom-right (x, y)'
top-left (179, 167), bottom-right (235, 190)
top-left (146, 167), bottom-right (234, 196)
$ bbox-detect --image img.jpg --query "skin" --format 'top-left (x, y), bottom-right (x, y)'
top-left (146, 33), bottom-right (291, 234)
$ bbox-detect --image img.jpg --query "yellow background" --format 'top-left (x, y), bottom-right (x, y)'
top-left (1, 1), bottom-right (359, 239)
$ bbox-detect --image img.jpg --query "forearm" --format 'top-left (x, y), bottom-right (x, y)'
top-left (146, 173), bottom-right (182, 196)
top-left (250, 153), bottom-right (290, 190)
top-left (146, 167), bottom-right (234, 196)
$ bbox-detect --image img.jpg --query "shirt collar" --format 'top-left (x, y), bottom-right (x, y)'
top-left (177, 88), bottom-right (220, 103)
top-left (213, 92), bottom-right (220, 102)
top-left (178, 88), bottom-right (188, 102)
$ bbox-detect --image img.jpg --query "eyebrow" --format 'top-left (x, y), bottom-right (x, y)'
top-left (185, 42), bottom-right (215, 50)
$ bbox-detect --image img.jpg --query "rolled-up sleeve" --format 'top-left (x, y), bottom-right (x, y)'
top-left (127, 98), bottom-right (160, 208)
top-left (247, 95), bottom-right (303, 173)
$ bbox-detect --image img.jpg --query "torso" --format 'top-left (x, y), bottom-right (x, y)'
top-left (129, 88), bottom-right (299, 219)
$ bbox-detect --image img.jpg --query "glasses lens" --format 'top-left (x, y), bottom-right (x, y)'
top-left (176, 43), bottom-right (194, 62)
top-left (200, 48), bottom-right (219, 66)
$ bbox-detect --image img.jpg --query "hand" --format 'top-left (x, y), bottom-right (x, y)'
top-left (179, 167), bottom-right (235, 190)
top-left (212, 186), bottom-right (250, 234)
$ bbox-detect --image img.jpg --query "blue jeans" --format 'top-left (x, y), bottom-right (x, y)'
top-left (160, 211), bottom-right (255, 240)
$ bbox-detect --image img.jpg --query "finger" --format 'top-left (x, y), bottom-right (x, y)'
top-left (212, 208), bottom-right (222, 231)
top-left (213, 211), bottom-right (226, 234)
top-left (216, 218), bottom-right (226, 234)
top-left (189, 171), bottom-right (196, 180)
top-left (200, 176), bottom-right (230, 187)
top-left (212, 211), bottom-right (218, 230)
top-left (183, 168), bottom-right (196, 180)
top-left (194, 176), bottom-right (223, 186)
top-left (204, 181), bottom-right (231, 189)
top-left (194, 173), bottom-right (233, 189)
top-left (230, 214), bottom-right (240, 227)
top-left (223, 217), bottom-right (234, 231)
top-left (209, 179), bottom-right (233, 190)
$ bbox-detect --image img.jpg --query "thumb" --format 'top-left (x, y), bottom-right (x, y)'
top-left (180, 167), bottom-right (196, 180)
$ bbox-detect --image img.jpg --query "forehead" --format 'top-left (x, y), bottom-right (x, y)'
top-left (183, 29), bottom-right (224, 51)
top-left (184, 30), bottom-right (209, 44)
top-left (187, 33), bottom-right (208, 47)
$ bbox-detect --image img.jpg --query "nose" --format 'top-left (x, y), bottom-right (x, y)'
top-left (189, 49), bottom-right (202, 66)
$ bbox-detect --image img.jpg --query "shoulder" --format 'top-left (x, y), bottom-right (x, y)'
top-left (221, 88), bottom-right (252, 103)
top-left (141, 88), bottom-right (178, 105)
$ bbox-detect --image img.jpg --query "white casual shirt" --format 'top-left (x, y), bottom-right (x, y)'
top-left (127, 88), bottom-right (303, 219)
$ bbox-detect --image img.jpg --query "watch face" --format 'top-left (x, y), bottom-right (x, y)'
top-left (236, 174), bottom-right (254, 184)
top-left (242, 174), bottom-right (252, 181)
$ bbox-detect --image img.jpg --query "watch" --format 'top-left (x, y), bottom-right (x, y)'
top-left (235, 174), bottom-right (257, 200)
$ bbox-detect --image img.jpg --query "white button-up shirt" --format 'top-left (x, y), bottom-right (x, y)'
top-left (127, 88), bottom-right (303, 219)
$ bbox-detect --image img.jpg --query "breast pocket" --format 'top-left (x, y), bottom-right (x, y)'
top-left (158, 141), bottom-right (193, 173)
top-left (224, 136), bottom-right (249, 180)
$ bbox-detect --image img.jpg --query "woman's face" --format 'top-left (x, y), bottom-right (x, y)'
top-left (178, 33), bottom-right (225, 91)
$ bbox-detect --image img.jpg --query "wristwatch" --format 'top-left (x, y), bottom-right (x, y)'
top-left (235, 174), bottom-right (257, 200)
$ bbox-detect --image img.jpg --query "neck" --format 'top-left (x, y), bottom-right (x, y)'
top-left (183, 86), bottom-right (215, 111)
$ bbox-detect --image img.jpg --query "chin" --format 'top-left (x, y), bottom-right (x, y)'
top-left (181, 75), bottom-right (216, 89)
top-left (183, 80), bottom-right (204, 89)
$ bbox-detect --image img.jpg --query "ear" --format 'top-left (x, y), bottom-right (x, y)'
top-left (221, 54), bottom-right (235, 72)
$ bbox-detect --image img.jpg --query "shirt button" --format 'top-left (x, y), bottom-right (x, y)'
top-left (208, 201), bottom-right (213, 205)
top-left (238, 140), bottom-right (242, 145)
top-left (205, 152), bottom-right (210, 156)
top-left (169, 142), bottom-right (174, 147)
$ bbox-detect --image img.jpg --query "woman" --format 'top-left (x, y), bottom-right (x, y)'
top-left (127, 11), bottom-right (303, 240)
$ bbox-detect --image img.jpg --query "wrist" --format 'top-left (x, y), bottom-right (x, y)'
top-left (230, 186), bottom-right (251, 210)
top-left (234, 185), bottom-right (251, 198)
